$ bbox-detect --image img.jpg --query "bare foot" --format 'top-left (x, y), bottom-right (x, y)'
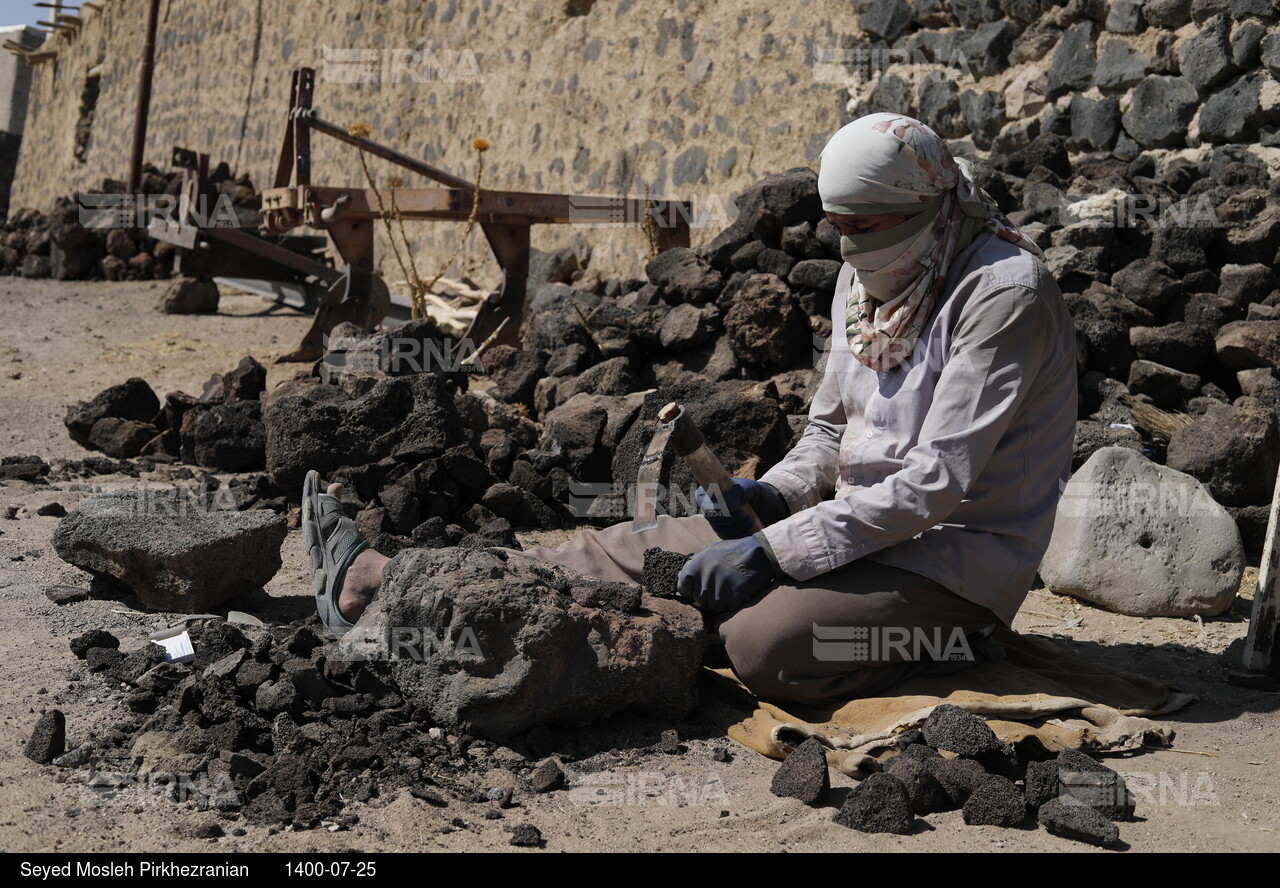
top-left (323, 481), bottom-right (390, 624)
top-left (338, 548), bottom-right (390, 624)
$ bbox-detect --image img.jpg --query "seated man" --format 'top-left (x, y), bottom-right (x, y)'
top-left (302, 112), bottom-right (1077, 706)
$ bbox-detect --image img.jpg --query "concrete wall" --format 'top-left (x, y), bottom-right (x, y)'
top-left (10, 0), bottom-right (856, 283)
top-left (0, 25), bottom-right (42, 134)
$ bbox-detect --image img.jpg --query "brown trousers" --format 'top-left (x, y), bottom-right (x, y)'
top-left (505, 515), bottom-right (998, 706)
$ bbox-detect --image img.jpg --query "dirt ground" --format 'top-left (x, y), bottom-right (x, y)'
top-left (0, 278), bottom-right (1276, 853)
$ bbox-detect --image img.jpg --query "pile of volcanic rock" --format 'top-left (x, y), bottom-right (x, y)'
top-left (31, 535), bottom-right (708, 836)
top-left (55, 151), bottom-right (1280, 552)
top-left (0, 161), bottom-right (260, 282)
top-left (65, 357), bottom-right (269, 467)
top-left (29, 617), bottom-right (566, 831)
top-left (772, 704), bottom-right (1133, 847)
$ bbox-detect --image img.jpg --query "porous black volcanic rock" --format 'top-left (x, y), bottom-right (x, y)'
top-left (70, 629), bottom-right (119, 659)
top-left (1023, 758), bottom-right (1061, 809)
top-left (24, 710), bottom-right (66, 764)
top-left (87, 418), bottom-right (159, 459)
top-left (65, 378), bottom-right (161, 448)
top-left (192, 401), bottom-right (266, 471)
top-left (885, 753), bottom-right (953, 814)
top-left (1038, 797), bottom-right (1121, 846)
top-left (509, 823), bottom-right (543, 847)
top-left (1006, 134), bottom-right (1072, 179)
top-left (483, 345), bottom-right (548, 407)
top-left (723, 273), bottom-right (808, 368)
top-left (733, 168), bottom-right (821, 240)
top-left (1111, 258), bottom-right (1182, 313)
top-left (201, 356), bottom-right (267, 405)
top-left (922, 704), bottom-right (1001, 756)
top-left (1166, 400), bottom-right (1280, 506)
top-left (788, 259), bottom-right (842, 293)
top-left (1216, 320), bottom-right (1280, 372)
top-left (1129, 324), bottom-right (1213, 373)
top-left (645, 247), bottom-right (723, 304)
top-left (0, 455), bottom-right (49, 482)
top-left (962, 774), bottom-right (1028, 826)
top-left (264, 373), bottom-right (463, 490)
top-left (1178, 14), bottom-right (1240, 92)
top-left (1056, 749), bottom-right (1136, 821)
top-left (1046, 22), bottom-right (1098, 98)
top-left (770, 737), bottom-right (830, 804)
top-left (1127, 360), bottom-right (1201, 408)
top-left (1121, 76), bottom-right (1199, 148)
top-left (1077, 318), bottom-right (1135, 379)
top-left (346, 547), bottom-right (706, 741)
top-left (833, 772), bottom-right (915, 834)
top-left (861, 0), bottom-right (912, 41)
top-left (529, 758), bottom-right (565, 793)
top-left (642, 548), bottom-right (692, 599)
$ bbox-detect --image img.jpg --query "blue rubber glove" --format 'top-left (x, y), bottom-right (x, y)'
top-left (695, 478), bottom-right (790, 540)
top-left (677, 534), bottom-right (783, 614)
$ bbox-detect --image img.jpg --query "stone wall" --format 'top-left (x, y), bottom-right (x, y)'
top-left (12, 0), bottom-right (1280, 284)
top-left (11, 0), bottom-right (856, 282)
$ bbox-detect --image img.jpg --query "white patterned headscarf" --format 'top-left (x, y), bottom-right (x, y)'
top-left (819, 113), bottom-right (1043, 371)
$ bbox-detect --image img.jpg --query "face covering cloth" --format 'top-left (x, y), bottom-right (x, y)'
top-left (818, 113), bottom-right (1043, 371)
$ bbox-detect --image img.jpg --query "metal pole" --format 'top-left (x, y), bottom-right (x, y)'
top-left (127, 0), bottom-right (161, 192)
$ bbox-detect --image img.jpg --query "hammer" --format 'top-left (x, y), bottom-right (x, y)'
top-left (632, 402), bottom-right (762, 533)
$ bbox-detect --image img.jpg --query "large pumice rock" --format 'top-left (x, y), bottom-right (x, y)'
top-left (1040, 447), bottom-right (1243, 617)
top-left (339, 547), bottom-right (706, 741)
top-left (52, 490), bottom-right (286, 612)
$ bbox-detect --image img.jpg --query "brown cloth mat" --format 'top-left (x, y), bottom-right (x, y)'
top-left (711, 629), bottom-right (1197, 776)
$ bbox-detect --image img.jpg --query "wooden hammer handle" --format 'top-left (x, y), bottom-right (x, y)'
top-left (660, 402), bottom-right (763, 533)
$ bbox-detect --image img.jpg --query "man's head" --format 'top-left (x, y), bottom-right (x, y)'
top-left (817, 114), bottom-right (957, 286)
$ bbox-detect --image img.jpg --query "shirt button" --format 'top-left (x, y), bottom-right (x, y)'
top-left (865, 430), bottom-right (874, 438)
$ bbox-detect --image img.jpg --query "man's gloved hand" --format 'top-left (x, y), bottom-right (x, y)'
top-left (695, 477), bottom-right (790, 539)
top-left (677, 534), bottom-right (783, 614)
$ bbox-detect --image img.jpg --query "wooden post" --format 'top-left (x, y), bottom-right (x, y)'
top-left (127, 0), bottom-right (161, 192)
top-left (1240, 463), bottom-right (1280, 676)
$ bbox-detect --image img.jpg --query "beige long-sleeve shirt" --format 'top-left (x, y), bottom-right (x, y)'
top-left (759, 232), bottom-right (1078, 627)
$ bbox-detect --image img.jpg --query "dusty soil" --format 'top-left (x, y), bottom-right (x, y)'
top-left (0, 279), bottom-right (1276, 853)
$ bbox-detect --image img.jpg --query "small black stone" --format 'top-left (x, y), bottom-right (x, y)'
top-left (410, 786), bottom-right (449, 807)
top-left (1038, 797), bottom-right (1120, 846)
top-left (509, 823), bottom-right (543, 847)
top-left (928, 757), bottom-right (989, 807)
top-left (125, 690), bottom-right (158, 714)
top-left (44, 585), bottom-right (89, 605)
top-left (70, 629), bottom-right (119, 659)
top-left (899, 743), bottom-right (941, 763)
top-left (769, 737), bottom-right (829, 804)
top-left (833, 772), bottom-right (914, 834)
top-left (1023, 759), bottom-right (1059, 809)
top-left (885, 754), bottom-right (953, 814)
top-left (1056, 749), bottom-right (1135, 821)
top-left (962, 774), bottom-right (1028, 827)
top-left (36, 502), bottom-right (67, 517)
top-left (642, 548), bottom-right (692, 599)
top-left (923, 704), bottom-right (1002, 756)
top-left (24, 710), bottom-right (66, 764)
top-left (529, 758), bottom-right (565, 793)
top-left (85, 647), bottom-right (124, 673)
